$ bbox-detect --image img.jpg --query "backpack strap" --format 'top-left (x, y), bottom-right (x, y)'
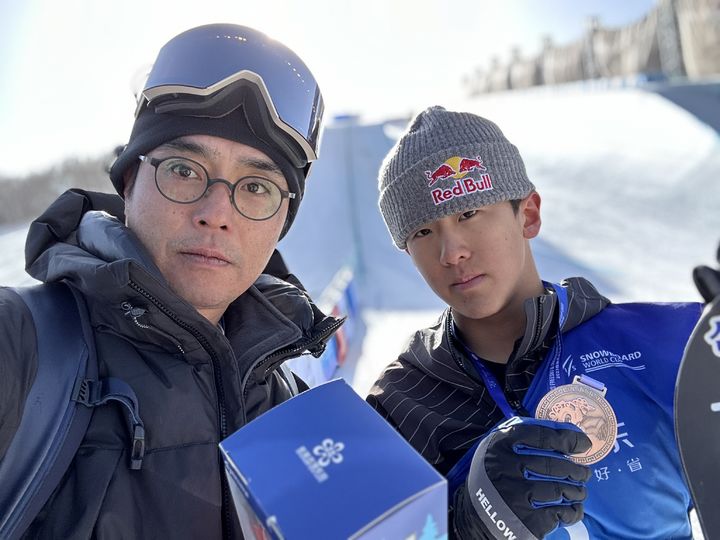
top-left (0, 282), bottom-right (95, 540)
top-left (0, 282), bottom-right (146, 540)
top-left (73, 377), bottom-right (146, 469)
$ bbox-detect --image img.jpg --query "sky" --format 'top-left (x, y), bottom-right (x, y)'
top-left (0, 0), bottom-right (657, 178)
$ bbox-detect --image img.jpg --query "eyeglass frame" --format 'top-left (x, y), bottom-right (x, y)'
top-left (137, 154), bottom-right (296, 221)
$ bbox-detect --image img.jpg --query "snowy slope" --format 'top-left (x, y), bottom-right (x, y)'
top-left (450, 84), bottom-right (720, 304)
top-left (0, 223), bottom-right (36, 287)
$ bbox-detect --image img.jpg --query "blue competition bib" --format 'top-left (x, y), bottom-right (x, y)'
top-left (524, 297), bottom-right (701, 540)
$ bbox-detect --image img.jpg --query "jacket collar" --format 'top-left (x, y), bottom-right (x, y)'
top-left (400, 278), bottom-right (610, 387)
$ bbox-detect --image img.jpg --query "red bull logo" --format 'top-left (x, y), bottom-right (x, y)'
top-left (425, 155), bottom-right (486, 187)
top-left (431, 174), bottom-right (493, 205)
top-left (424, 155), bottom-right (493, 205)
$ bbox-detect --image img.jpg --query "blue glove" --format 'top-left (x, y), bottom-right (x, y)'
top-left (455, 416), bottom-right (592, 540)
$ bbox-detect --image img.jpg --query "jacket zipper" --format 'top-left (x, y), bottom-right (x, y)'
top-left (531, 295), bottom-right (545, 351)
top-left (121, 302), bottom-right (186, 354)
top-left (128, 281), bottom-right (234, 539)
top-left (239, 317), bottom-right (345, 423)
top-left (445, 312), bottom-right (472, 376)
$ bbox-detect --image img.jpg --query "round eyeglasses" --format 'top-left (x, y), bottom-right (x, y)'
top-left (138, 155), bottom-right (295, 221)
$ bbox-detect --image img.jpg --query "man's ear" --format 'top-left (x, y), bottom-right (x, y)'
top-left (522, 191), bottom-right (542, 239)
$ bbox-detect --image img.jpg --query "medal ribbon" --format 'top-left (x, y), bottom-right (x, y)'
top-left (450, 282), bottom-right (571, 418)
top-left (451, 321), bottom-right (516, 419)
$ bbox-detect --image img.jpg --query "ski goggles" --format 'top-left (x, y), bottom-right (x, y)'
top-left (134, 24), bottom-right (324, 169)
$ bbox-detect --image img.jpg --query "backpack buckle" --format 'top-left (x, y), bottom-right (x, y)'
top-left (72, 378), bottom-right (101, 406)
top-left (130, 424), bottom-right (145, 471)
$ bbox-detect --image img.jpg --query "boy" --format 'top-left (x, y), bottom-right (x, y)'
top-left (369, 106), bottom-right (700, 539)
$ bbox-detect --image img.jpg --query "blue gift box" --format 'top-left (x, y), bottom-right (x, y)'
top-left (220, 379), bottom-right (447, 539)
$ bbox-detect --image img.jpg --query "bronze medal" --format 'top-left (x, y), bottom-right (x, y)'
top-left (535, 375), bottom-right (617, 465)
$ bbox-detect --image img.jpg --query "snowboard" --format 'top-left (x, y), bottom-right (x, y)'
top-left (675, 293), bottom-right (720, 540)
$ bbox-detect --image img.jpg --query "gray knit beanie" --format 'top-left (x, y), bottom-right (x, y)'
top-left (378, 106), bottom-right (535, 249)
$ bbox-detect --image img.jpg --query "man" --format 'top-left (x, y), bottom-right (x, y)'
top-left (0, 24), bottom-right (341, 538)
top-left (369, 106), bottom-right (700, 539)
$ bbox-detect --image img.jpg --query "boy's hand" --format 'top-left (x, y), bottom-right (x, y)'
top-left (458, 417), bottom-right (592, 540)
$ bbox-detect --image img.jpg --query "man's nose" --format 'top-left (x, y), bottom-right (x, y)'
top-left (192, 181), bottom-right (236, 230)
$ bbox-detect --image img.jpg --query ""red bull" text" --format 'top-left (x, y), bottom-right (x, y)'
top-left (431, 175), bottom-right (493, 205)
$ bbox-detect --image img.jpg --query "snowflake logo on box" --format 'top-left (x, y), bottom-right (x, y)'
top-left (296, 438), bottom-right (346, 483)
top-left (704, 315), bottom-right (720, 358)
top-left (312, 438), bottom-right (345, 466)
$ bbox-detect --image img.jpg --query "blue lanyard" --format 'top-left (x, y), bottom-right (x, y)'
top-left (450, 282), bottom-right (570, 418)
top-left (451, 321), bottom-right (516, 419)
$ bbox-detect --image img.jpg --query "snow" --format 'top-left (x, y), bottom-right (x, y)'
top-left (0, 223), bottom-right (36, 287)
top-left (449, 85), bottom-right (720, 304)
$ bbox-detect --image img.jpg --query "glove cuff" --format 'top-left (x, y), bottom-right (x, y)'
top-left (466, 432), bottom-right (539, 540)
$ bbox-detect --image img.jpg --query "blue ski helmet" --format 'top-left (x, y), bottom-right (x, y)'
top-left (109, 23), bottom-right (325, 237)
